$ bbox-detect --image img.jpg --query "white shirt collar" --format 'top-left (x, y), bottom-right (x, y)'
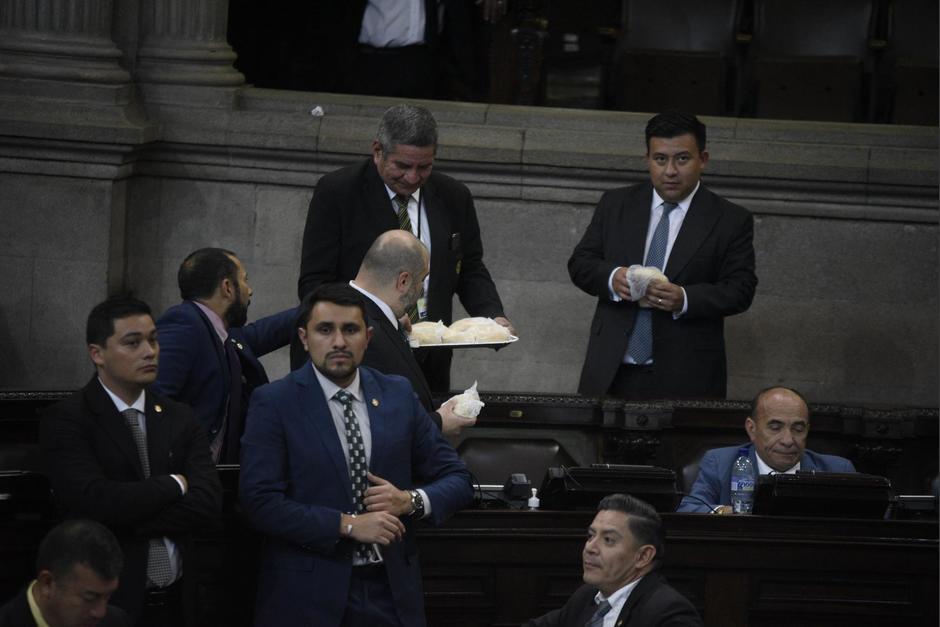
top-left (651, 180), bottom-right (700, 213)
top-left (311, 363), bottom-right (363, 405)
top-left (383, 184), bottom-right (421, 206)
top-left (593, 575), bottom-right (644, 623)
top-left (97, 378), bottom-right (146, 414)
top-left (349, 280), bottom-right (399, 330)
top-left (755, 452), bottom-right (800, 475)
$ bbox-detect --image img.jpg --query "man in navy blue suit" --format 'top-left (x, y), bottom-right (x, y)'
top-left (239, 283), bottom-right (473, 627)
top-left (152, 248), bottom-right (297, 463)
top-left (678, 386), bottom-right (856, 513)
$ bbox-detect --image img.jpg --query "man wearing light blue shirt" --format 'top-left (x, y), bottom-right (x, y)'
top-left (568, 110), bottom-right (757, 399)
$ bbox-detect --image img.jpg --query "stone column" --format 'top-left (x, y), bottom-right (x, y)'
top-left (136, 0), bottom-right (244, 106)
top-left (0, 0), bottom-right (138, 128)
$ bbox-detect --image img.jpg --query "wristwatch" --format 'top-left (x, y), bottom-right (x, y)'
top-left (408, 490), bottom-right (425, 518)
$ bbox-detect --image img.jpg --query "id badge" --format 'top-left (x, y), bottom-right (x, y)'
top-left (417, 296), bottom-right (428, 320)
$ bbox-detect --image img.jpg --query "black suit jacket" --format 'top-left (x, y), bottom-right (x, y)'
top-left (568, 182), bottom-right (757, 398)
top-left (360, 295), bottom-right (444, 430)
top-left (0, 586), bottom-right (130, 627)
top-left (524, 573), bottom-right (703, 627)
top-left (298, 157), bottom-right (505, 391)
top-left (39, 378), bottom-right (223, 623)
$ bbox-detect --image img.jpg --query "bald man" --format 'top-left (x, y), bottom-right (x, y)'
top-left (677, 386), bottom-right (856, 514)
top-left (351, 230), bottom-right (475, 435)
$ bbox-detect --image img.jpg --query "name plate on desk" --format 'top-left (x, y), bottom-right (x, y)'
top-left (752, 471), bottom-right (892, 519)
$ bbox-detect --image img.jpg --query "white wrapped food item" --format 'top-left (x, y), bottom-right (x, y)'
top-left (446, 317), bottom-right (512, 342)
top-left (448, 317), bottom-right (492, 332)
top-left (410, 320), bottom-right (446, 345)
top-left (626, 265), bottom-right (668, 306)
top-left (449, 381), bottom-right (485, 418)
top-left (441, 327), bottom-right (477, 343)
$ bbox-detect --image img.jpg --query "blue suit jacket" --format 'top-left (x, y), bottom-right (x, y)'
top-left (677, 443), bottom-right (857, 513)
top-left (152, 301), bottom-right (299, 438)
top-left (238, 364), bottom-right (473, 627)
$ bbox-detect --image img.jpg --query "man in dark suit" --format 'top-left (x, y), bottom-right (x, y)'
top-left (526, 494), bottom-right (702, 627)
top-left (0, 519), bottom-right (129, 627)
top-left (297, 103), bottom-right (513, 394)
top-left (351, 229), bottom-right (475, 435)
top-left (678, 386), bottom-right (857, 513)
top-left (40, 297), bottom-right (222, 626)
top-left (568, 110), bottom-right (757, 399)
top-left (152, 248), bottom-right (297, 463)
top-left (239, 284), bottom-right (473, 627)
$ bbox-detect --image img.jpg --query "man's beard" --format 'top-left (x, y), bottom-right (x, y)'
top-left (224, 284), bottom-right (249, 328)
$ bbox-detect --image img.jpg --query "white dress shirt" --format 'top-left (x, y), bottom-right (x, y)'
top-left (359, 0), bottom-right (426, 47)
top-left (593, 576), bottom-right (644, 627)
top-left (609, 182), bottom-right (700, 364)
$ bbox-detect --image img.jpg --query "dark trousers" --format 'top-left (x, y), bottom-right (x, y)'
top-left (341, 566), bottom-right (403, 627)
top-left (607, 364), bottom-right (664, 400)
top-left (137, 580), bottom-right (183, 627)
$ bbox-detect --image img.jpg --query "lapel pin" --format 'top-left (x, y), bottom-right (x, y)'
top-left (236, 342), bottom-right (244, 350)
top-left (371, 399), bottom-right (379, 407)
top-left (154, 404), bottom-right (163, 413)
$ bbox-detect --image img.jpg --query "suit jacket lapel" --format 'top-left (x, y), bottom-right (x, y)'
top-left (614, 573), bottom-right (660, 626)
top-left (622, 186), bottom-right (653, 267)
top-left (364, 159), bottom-right (401, 232)
top-left (294, 365), bottom-right (354, 501)
top-left (665, 186), bottom-right (720, 279)
top-left (187, 301), bottom-right (229, 394)
top-left (359, 368), bottom-right (388, 472)
top-left (84, 378), bottom-right (146, 479)
top-left (144, 394), bottom-right (170, 476)
top-left (364, 299), bottom-right (434, 403)
top-left (418, 179), bottom-right (453, 321)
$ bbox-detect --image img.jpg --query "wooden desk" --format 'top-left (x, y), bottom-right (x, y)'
top-left (417, 510), bottom-right (939, 627)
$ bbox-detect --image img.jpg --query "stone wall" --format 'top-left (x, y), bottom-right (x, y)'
top-left (0, 2), bottom-right (936, 406)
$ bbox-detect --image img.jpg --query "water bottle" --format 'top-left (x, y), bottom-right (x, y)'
top-left (730, 447), bottom-right (755, 514)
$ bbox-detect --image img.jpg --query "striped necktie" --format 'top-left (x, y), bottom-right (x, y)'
top-left (393, 194), bottom-right (420, 323)
top-left (122, 408), bottom-right (174, 588)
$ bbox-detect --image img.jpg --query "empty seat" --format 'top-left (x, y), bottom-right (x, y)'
top-left (610, 0), bottom-right (743, 116)
top-left (748, 0), bottom-right (876, 122)
top-left (457, 437), bottom-right (577, 486)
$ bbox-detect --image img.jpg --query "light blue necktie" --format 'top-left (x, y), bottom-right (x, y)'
top-left (585, 599), bottom-right (612, 627)
top-left (627, 202), bottom-right (678, 364)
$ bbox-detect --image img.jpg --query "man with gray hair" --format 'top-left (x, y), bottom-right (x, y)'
top-left (297, 103), bottom-right (513, 394)
top-left (351, 229), bottom-right (475, 435)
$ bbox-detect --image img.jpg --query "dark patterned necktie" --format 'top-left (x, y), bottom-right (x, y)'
top-left (394, 194), bottom-right (413, 232)
top-left (122, 408), bottom-right (174, 587)
top-left (585, 599), bottom-right (612, 627)
top-left (393, 194), bottom-right (420, 323)
top-left (333, 390), bottom-right (372, 560)
top-left (627, 202), bottom-right (678, 364)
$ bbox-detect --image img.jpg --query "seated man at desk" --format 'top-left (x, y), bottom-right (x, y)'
top-left (0, 519), bottom-right (129, 627)
top-left (525, 493), bottom-right (702, 627)
top-left (678, 386), bottom-right (856, 514)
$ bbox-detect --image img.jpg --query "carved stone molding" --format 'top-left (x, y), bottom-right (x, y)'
top-left (0, 0), bottom-right (130, 85)
top-left (136, 0), bottom-right (243, 90)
